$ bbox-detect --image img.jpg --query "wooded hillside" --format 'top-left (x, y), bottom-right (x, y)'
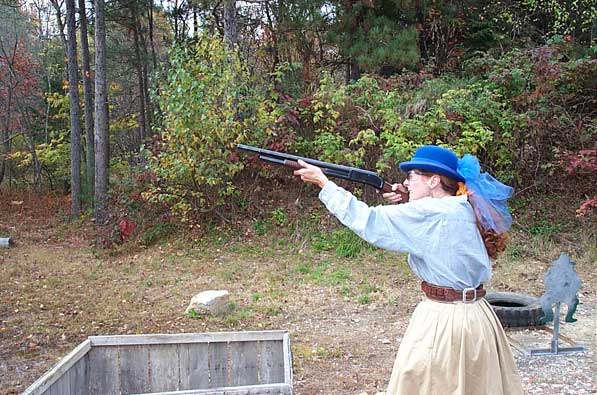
top-left (0, 0), bottom-right (595, 233)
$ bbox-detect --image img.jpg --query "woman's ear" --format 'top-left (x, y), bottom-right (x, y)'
top-left (428, 175), bottom-right (440, 189)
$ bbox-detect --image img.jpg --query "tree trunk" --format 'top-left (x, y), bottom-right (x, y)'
top-left (223, 0), bottom-right (238, 50)
top-left (94, 0), bottom-right (110, 224)
top-left (140, 24), bottom-right (152, 132)
top-left (193, 6), bottom-right (198, 38)
top-left (0, 86), bottom-right (12, 189)
top-left (0, 160), bottom-right (4, 187)
top-left (132, 15), bottom-right (147, 144)
top-left (79, 0), bottom-right (95, 200)
top-left (173, 0), bottom-right (179, 41)
top-left (148, 0), bottom-right (157, 70)
top-left (50, 0), bottom-right (67, 48)
top-left (347, 60), bottom-right (361, 82)
top-left (65, 0), bottom-right (82, 217)
top-left (264, 3), bottom-right (280, 74)
top-left (26, 132), bottom-right (42, 194)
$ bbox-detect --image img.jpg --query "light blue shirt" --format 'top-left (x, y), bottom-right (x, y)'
top-left (319, 181), bottom-right (491, 290)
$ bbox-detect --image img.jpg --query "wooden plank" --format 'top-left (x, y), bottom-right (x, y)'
top-left (120, 344), bottom-right (151, 394)
top-left (90, 331), bottom-right (287, 347)
top-left (229, 341), bottom-right (258, 387)
top-left (258, 341), bottom-right (285, 385)
top-left (208, 342), bottom-right (229, 387)
top-left (150, 344), bottom-right (180, 392)
top-left (282, 333), bottom-right (292, 386)
top-left (22, 339), bottom-right (91, 395)
top-left (180, 342), bottom-right (209, 390)
top-left (88, 345), bottom-right (120, 394)
top-left (70, 354), bottom-right (89, 395)
top-left (46, 372), bottom-right (70, 395)
top-left (133, 383), bottom-right (292, 395)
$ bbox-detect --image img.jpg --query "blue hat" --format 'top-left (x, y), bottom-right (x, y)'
top-left (399, 145), bottom-right (465, 182)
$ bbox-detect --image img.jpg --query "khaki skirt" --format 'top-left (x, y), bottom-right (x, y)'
top-left (387, 297), bottom-right (523, 395)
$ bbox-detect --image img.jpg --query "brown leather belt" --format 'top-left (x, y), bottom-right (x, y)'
top-left (421, 281), bottom-right (486, 302)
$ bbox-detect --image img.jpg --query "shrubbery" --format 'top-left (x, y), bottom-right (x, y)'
top-left (142, 35), bottom-right (278, 221)
top-left (144, 39), bottom-right (595, 223)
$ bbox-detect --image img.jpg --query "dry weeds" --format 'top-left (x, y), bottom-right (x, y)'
top-left (0, 192), bottom-right (595, 394)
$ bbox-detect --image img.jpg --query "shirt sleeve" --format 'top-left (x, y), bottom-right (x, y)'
top-left (318, 181), bottom-right (432, 255)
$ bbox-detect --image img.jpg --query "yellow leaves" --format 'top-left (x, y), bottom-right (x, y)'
top-left (110, 115), bottom-right (138, 132)
top-left (7, 150), bottom-right (31, 167)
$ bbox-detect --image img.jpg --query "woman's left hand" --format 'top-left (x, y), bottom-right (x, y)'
top-left (293, 159), bottom-right (329, 188)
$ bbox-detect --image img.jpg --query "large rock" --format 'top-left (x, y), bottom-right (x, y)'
top-left (185, 290), bottom-right (230, 315)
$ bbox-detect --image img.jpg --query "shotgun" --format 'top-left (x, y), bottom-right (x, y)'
top-left (237, 144), bottom-right (409, 201)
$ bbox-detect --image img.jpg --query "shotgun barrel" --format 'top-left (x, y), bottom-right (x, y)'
top-left (237, 144), bottom-right (409, 200)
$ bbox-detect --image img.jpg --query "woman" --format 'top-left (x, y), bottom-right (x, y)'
top-left (294, 145), bottom-right (523, 395)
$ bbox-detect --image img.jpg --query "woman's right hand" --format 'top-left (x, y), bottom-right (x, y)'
top-left (382, 183), bottom-right (407, 204)
top-left (293, 159), bottom-right (329, 188)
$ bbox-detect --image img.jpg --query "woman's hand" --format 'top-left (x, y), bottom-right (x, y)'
top-left (382, 183), bottom-right (406, 204)
top-left (293, 159), bottom-right (329, 188)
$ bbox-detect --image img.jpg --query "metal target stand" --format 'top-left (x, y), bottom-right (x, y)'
top-left (529, 302), bottom-right (587, 356)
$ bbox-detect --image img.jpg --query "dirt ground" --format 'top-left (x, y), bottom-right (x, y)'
top-left (1, 195), bottom-right (595, 394)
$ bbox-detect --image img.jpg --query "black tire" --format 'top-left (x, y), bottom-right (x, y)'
top-left (485, 292), bottom-right (546, 328)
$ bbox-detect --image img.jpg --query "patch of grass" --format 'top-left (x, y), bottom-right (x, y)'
top-left (504, 242), bottom-right (527, 259)
top-left (122, 291), bottom-right (135, 301)
top-left (123, 264), bottom-right (136, 275)
top-left (219, 270), bottom-right (236, 282)
top-left (185, 308), bottom-right (199, 319)
top-left (310, 261), bottom-right (330, 283)
top-left (217, 263), bottom-right (243, 283)
top-left (229, 242), bottom-right (264, 256)
top-left (341, 284), bottom-right (352, 296)
top-left (357, 294), bottom-right (372, 304)
top-left (87, 262), bottom-right (104, 281)
top-left (271, 208), bottom-right (289, 226)
top-left (527, 220), bottom-right (562, 236)
top-left (295, 263), bottom-right (312, 275)
top-left (360, 281), bottom-right (378, 294)
top-left (328, 268), bottom-right (351, 285)
top-left (141, 223), bottom-right (177, 246)
top-left (332, 229), bottom-right (367, 258)
top-left (225, 304), bottom-right (253, 325)
top-left (264, 304), bottom-right (282, 317)
top-left (266, 285), bottom-right (287, 299)
top-left (292, 343), bottom-right (340, 359)
top-left (310, 233), bottom-right (334, 252)
top-left (309, 228), bottom-right (370, 258)
top-left (253, 220), bottom-right (270, 236)
top-left (388, 296), bottom-right (398, 307)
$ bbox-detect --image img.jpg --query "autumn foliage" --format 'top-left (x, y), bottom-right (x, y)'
top-left (0, 39), bottom-right (42, 133)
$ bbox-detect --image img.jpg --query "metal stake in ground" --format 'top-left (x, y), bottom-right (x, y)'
top-left (530, 253), bottom-right (586, 356)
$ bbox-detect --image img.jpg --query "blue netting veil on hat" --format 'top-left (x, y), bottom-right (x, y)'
top-left (457, 154), bottom-right (514, 234)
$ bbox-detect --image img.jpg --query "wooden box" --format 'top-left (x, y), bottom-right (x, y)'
top-left (23, 330), bottom-right (292, 395)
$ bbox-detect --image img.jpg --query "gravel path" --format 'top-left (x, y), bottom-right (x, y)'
top-left (516, 351), bottom-right (596, 395)
top-left (508, 321), bottom-right (597, 395)
top-left (509, 300), bottom-right (596, 395)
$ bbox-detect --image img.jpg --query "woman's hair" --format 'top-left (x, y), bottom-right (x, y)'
top-left (414, 169), bottom-right (508, 259)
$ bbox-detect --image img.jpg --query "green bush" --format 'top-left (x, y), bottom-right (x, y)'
top-left (143, 35), bottom-right (277, 222)
top-left (286, 72), bottom-right (523, 182)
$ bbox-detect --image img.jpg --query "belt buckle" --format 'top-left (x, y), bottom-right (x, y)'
top-left (462, 287), bottom-right (477, 303)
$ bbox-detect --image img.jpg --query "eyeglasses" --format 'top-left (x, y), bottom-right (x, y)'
top-left (406, 170), bottom-right (424, 181)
